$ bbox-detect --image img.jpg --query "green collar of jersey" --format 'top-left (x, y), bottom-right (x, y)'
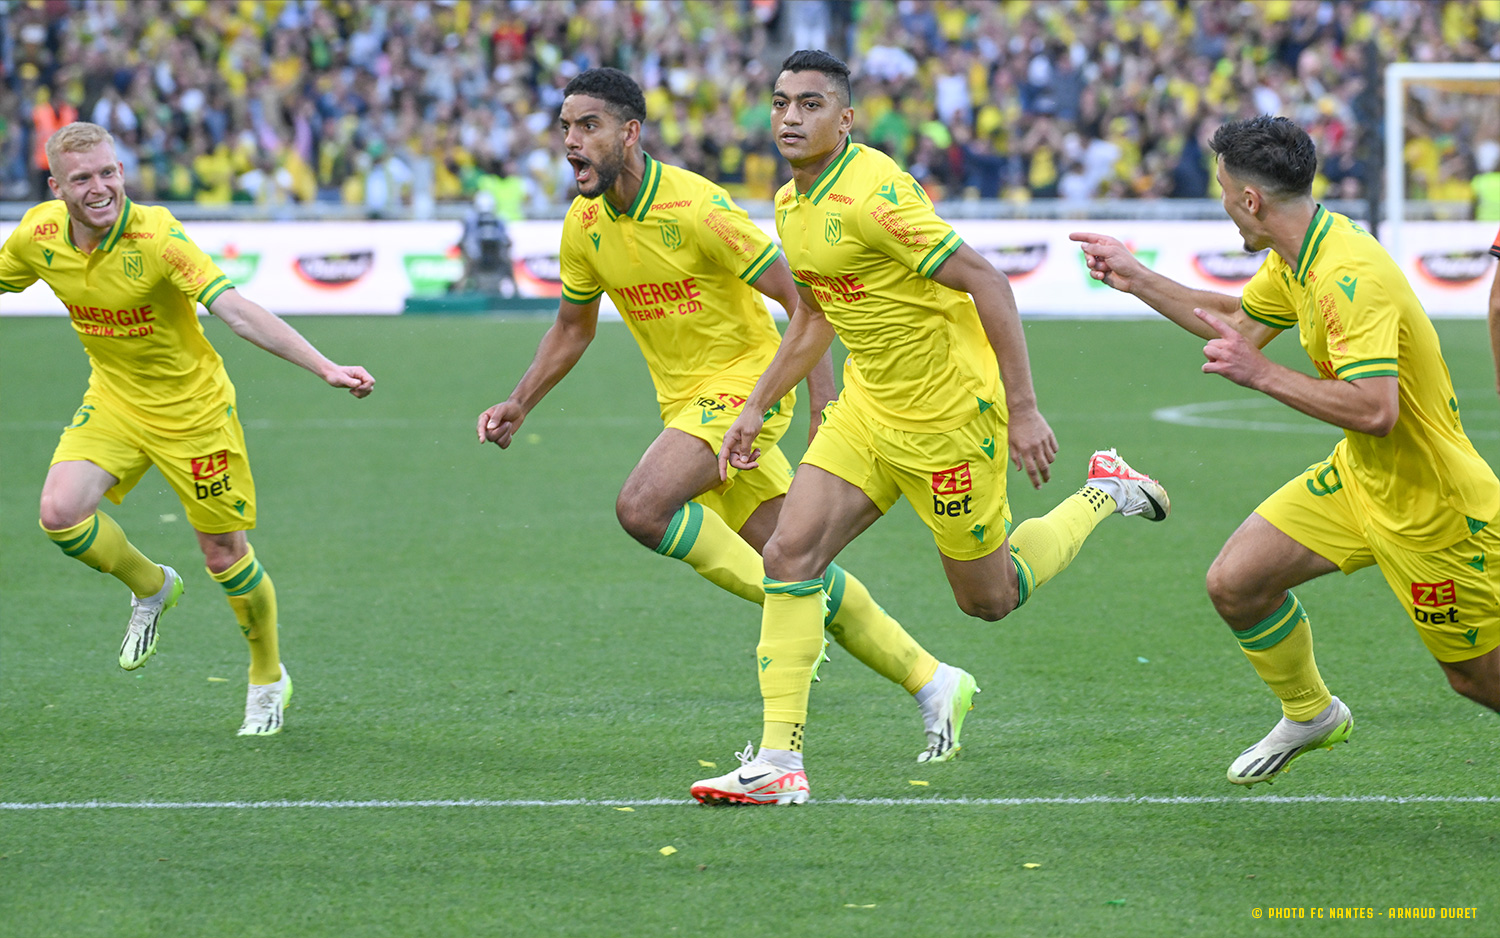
top-left (67, 197), bottom-right (133, 254)
top-left (796, 138), bottom-right (859, 205)
top-left (1293, 203), bottom-right (1332, 286)
top-left (601, 152), bottom-right (664, 223)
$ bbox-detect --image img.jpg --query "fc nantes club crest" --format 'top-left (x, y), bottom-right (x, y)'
top-left (824, 215), bottom-right (841, 244)
top-left (660, 220), bottom-right (682, 251)
top-left (122, 253), bottom-right (144, 280)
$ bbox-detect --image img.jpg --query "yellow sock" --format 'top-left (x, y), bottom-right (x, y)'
top-left (656, 502), bottom-right (764, 603)
top-left (822, 563), bottom-right (938, 693)
top-left (1007, 486), bottom-right (1115, 607)
top-left (42, 512), bottom-right (164, 597)
top-left (759, 578), bottom-right (825, 750)
top-left (1233, 591), bottom-right (1331, 721)
top-left (208, 545), bottom-right (281, 685)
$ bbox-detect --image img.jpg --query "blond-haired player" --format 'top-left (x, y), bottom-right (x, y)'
top-left (0, 122), bottom-right (375, 735)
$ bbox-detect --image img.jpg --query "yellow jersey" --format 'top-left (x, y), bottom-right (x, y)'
top-left (0, 198), bottom-right (236, 437)
top-left (558, 153), bottom-right (786, 421)
top-left (1242, 205), bottom-right (1499, 549)
top-left (774, 140), bottom-right (1000, 433)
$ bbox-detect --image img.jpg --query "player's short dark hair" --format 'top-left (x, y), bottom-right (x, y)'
top-left (778, 49), bottom-right (852, 106)
top-left (1209, 115), bottom-right (1317, 199)
top-left (563, 67), bottom-right (647, 124)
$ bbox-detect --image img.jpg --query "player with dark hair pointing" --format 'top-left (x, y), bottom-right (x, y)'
top-left (1073, 114), bottom-right (1500, 786)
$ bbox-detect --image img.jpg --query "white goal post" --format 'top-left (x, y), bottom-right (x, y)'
top-left (1382, 61), bottom-right (1500, 263)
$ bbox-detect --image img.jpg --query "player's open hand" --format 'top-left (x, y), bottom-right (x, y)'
top-left (1007, 404), bottom-right (1057, 489)
top-left (1069, 232), bottom-right (1143, 294)
top-left (477, 400), bottom-right (526, 448)
top-left (1196, 308), bottom-right (1267, 388)
top-left (327, 364), bottom-right (376, 398)
top-left (718, 411), bottom-right (764, 481)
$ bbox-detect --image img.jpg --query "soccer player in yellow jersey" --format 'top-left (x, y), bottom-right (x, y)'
top-left (698, 51), bottom-right (1169, 805)
top-left (0, 122), bottom-right (375, 736)
top-left (1488, 225), bottom-right (1499, 397)
top-left (475, 68), bottom-right (974, 768)
top-left (1073, 115), bottom-right (1500, 786)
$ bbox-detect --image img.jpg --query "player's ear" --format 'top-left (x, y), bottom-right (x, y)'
top-left (622, 118), bottom-right (642, 148)
top-left (839, 106), bottom-right (854, 135)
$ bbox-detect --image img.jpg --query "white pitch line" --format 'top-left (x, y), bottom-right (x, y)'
top-left (3, 794), bottom-right (1498, 811)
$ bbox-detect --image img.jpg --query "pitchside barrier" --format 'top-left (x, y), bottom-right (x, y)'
top-left (1, 218), bottom-right (1493, 317)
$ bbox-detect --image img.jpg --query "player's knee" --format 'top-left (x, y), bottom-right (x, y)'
top-left (954, 587), bottom-right (1014, 622)
top-left (614, 491), bottom-right (667, 548)
top-left (1205, 560), bottom-right (1254, 621)
top-left (761, 535), bottom-right (817, 583)
top-left (38, 494), bottom-right (89, 532)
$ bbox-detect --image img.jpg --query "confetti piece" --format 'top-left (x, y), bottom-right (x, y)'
top-left (698, 760), bottom-right (717, 768)
top-left (207, 677), bottom-right (228, 683)
top-left (908, 780), bottom-right (930, 786)
top-left (1136, 656), bottom-right (1150, 664)
top-left (659, 846), bottom-right (677, 856)
top-left (159, 514), bottom-right (178, 523)
top-left (1106, 899), bottom-right (1126, 906)
top-left (615, 807), bottom-right (634, 812)
top-left (525, 433), bottom-right (542, 444)
top-left (843, 904), bottom-right (877, 909)
top-left (1023, 863), bottom-right (1042, 869)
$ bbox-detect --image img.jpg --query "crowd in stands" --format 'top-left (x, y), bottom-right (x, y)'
top-left (2, 0), bottom-right (1496, 217)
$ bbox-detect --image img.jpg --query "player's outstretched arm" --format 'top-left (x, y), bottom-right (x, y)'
top-left (1069, 231), bottom-right (1269, 343)
top-left (930, 243), bottom-right (1056, 489)
top-left (477, 297), bottom-right (600, 447)
top-left (719, 285), bottom-right (835, 481)
top-left (209, 289), bottom-right (374, 397)
top-left (749, 257), bottom-right (836, 441)
top-left (1488, 256), bottom-right (1500, 397)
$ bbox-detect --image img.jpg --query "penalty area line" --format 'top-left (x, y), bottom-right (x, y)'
top-left (3, 795), bottom-right (1499, 811)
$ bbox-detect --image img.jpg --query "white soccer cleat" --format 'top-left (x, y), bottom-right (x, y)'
top-left (691, 742), bottom-right (810, 805)
top-left (1086, 448), bottom-right (1169, 521)
top-left (917, 665), bottom-right (980, 763)
top-left (119, 565), bottom-right (183, 670)
top-left (1228, 696), bottom-right (1353, 786)
top-left (238, 664), bottom-right (293, 736)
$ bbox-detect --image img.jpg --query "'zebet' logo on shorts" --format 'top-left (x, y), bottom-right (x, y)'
top-left (1410, 579), bottom-right (1460, 625)
top-left (932, 463), bottom-right (974, 517)
top-left (191, 449), bottom-right (233, 500)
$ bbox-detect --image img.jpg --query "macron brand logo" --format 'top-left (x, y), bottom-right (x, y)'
top-left (1337, 276), bottom-right (1357, 301)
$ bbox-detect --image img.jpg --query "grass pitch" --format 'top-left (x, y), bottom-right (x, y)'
top-left (2, 315), bottom-right (1497, 937)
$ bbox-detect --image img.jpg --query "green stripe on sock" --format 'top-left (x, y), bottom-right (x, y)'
top-left (654, 506), bottom-right (687, 556)
top-left (222, 561), bottom-right (264, 596)
top-left (1235, 592), bottom-right (1304, 651)
top-left (1010, 552), bottom-right (1033, 608)
top-left (220, 558), bottom-right (261, 593)
top-left (662, 503), bottom-right (703, 560)
top-left (764, 576), bottom-right (824, 597)
top-left (53, 515), bottom-right (101, 556)
top-left (821, 563), bottom-right (847, 627)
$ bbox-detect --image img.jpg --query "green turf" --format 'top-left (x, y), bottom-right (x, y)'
top-left (2, 315), bottom-right (1497, 937)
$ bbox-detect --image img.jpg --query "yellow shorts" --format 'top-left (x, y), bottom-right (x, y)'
top-left (51, 397), bottom-right (257, 534)
top-left (664, 384), bottom-right (796, 532)
top-left (1256, 454), bottom-right (1500, 663)
top-left (801, 396), bottom-right (1011, 561)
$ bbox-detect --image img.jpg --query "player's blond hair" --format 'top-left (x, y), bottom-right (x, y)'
top-left (45, 122), bottom-right (116, 175)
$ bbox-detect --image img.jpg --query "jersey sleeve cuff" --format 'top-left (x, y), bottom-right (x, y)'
top-left (560, 285), bottom-right (603, 304)
top-left (1334, 358), bottom-right (1398, 381)
top-left (917, 232), bottom-right (961, 278)
top-left (1240, 297), bottom-right (1294, 329)
top-left (198, 275), bottom-right (233, 307)
top-left (738, 243), bottom-right (779, 284)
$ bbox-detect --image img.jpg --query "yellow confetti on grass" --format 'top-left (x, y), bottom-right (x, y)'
top-left (615, 807), bottom-right (634, 812)
top-left (207, 677), bottom-right (228, 683)
top-left (843, 904), bottom-right (877, 909)
top-left (1023, 863), bottom-right (1042, 869)
top-left (698, 760), bottom-right (716, 768)
top-left (659, 846), bottom-right (678, 856)
top-left (908, 780), bottom-right (930, 786)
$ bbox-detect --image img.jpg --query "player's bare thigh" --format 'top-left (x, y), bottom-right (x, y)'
top-left (39, 460), bottom-right (118, 530)
top-left (1437, 647), bottom-right (1500, 711)
top-left (761, 464), bottom-right (883, 582)
top-left (938, 541), bottom-right (1020, 622)
top-left (1207, 513), bottom-right (1340, 628)
top-left (615, 428), bottom-right (725, 546)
